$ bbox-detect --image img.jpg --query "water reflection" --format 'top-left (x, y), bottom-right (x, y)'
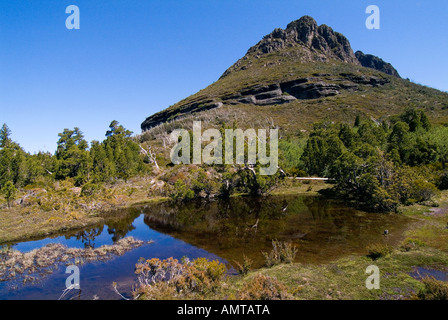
top-left (0, 194), bottom-right (413, 300)
top-left (6, 195), bottom-right (411, 267)
top-left (139, 195), bottom-right (411, 267)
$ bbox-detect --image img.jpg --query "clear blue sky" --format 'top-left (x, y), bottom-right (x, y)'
top-left (1, 0), bottom-right (447, 153)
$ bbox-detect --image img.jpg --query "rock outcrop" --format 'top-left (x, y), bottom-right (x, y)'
top-left (141, 73), bottom-right (390, 130)
top-left (355, 51), bottom-right (400, 78)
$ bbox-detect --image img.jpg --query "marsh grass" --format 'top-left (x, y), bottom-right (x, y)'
top-left (262, 240), bottom-right (298, 267)
top-left (417, 276), bottom-right (448, 300)
top-left (0, 237), bottom-right (149, 285)
top-left (134, 257), bottom-right (226, 300)
top-left (234, 255), bottom-right (253, 276)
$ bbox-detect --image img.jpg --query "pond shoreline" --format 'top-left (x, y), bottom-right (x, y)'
top-left (0, 180), bottom-right (330, 246)
top-left (0, 196), bottom-right (169, 245)
top-left (1, 188), bottom-right (447, 300)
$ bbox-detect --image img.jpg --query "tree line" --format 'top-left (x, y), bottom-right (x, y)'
top-left (296, 108), bottom-right (448, 211)
top-left (0, 121), bottom-right (148, 200)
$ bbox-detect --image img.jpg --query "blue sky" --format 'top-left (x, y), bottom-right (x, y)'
top-left (1, 0), bottom-right (447, 153)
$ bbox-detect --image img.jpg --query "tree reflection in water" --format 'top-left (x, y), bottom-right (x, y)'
top-left (139, 195), bottom-right (411, 267)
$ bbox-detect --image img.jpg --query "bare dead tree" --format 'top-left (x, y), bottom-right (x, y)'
top-left (139, 144), bottom-right (160, 171)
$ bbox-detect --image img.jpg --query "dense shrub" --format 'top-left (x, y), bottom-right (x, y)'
top-left (411, 180), bottom-right (439, 203)
top-left (366, 243), bottom-right (393, 260)
top-left (237, 274), bottom-right (291, 300)
top-left (169, 180), bottom-right (195, 201)
top-left (438, 171), bottom-right (448, 190)
top-left (297, 110), bottom-right (446, 212)
top-left (417, 276), bottom-right (448, 300)
top-left (80, 183), bottom-right (104, 197)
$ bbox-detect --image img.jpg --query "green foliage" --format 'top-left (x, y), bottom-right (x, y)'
top-left (235, 165), bottom-right (283, 196)
top-left (55, 127), bottom-right (90, 185)
top-left (301, 131), bottom-right (345, 176)
top-left (425, 126), bottom-right (448, 169)
top-left (278, 137), bottom-right (305, 171)
top-left (0, 121), bottom-right (148, 194)
top-left (397, 107), bottom-right (431, 132)
top-left (417, 276), bottom-right (448, 300)
top-left (0, 124), bottom-right (12, 148)
top-left (438, 171), bottom-right (448, 190)
top-left (170, 179), bottom-right (195, 201)
top-left (105, 120), bottom-right (133, 137)
top-left (102, 121), bottom-right (146, 181)
top-left (401, 238), bottom-right (426, 252)
top-left (1, 181), bottom-right (17, 208)
top-left (190, 169), bottom-right (221, 198)
top-left (298, 110), bottom-right (444, 212)
top-left (366, 243), bottom-right (393, 260)
top-left (80, 183), bottom-right (104, 197)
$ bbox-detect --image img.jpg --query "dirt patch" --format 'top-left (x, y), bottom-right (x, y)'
top-left (426, 207), bottom-right (448, 217)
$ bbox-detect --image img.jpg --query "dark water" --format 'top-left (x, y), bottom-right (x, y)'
top-left (0, 195), bottom-right (411, 300)
top-left (409, 267), bottom-right (448, 281)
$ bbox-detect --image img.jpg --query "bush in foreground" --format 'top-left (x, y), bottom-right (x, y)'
top-left (417, 276), bottom-right (448, 300)
top-left (237, 274), bottom-right (291, 300)
top-left (134, 257), bottom-right (226, 300)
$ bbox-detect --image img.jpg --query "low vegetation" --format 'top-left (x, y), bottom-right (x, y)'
top-left (417, 276), bottom-right (448, 300)
top-left (133, 257), bottom-right (226, 300)
top-left (262, 240), bottom-right (298, 267)
top-left (0, 237), bottom-right (149, 285)
top-left (236, 274), bottom-right (292, 300)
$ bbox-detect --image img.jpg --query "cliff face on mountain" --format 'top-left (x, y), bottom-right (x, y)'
top-left (141, 16), bottom-right (447, 132)
top-left (355, 51), bottom-right (400, 78)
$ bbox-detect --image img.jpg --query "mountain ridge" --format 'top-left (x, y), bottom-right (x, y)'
top-left (141, 16), bottom-right (446, 132)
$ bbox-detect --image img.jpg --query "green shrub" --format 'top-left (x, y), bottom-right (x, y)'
top-left (438, 171), bottom-right (448, 190)
top-left (417, 276), bottom-right (448, 300)
top-left (170, 180), bottom-right (195, 201)
top-left (1, 181), bottom-right (17, 208)
top-left (287, 168), bottom-right (307, 178)
top-left (412, 180), bottom-right (438, 202)
top-left (81, 183), bottom-right (104, 197)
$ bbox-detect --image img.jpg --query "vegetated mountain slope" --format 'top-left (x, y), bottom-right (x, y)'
top-left (141, 16), bottom-right (448, 133)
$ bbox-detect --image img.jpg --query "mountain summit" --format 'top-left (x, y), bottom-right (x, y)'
top-left (141, 16), bottom-right (446, 132)
top-left (221, 16), bottom-right (359, 78)
top-left (221, 16), bottom-right (398, 79)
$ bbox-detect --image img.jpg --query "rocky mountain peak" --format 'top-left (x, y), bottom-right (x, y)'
top-left (223, 16), bottom-right (359, 75)
top-left (141, 16), bottom-right (404, 131)
top-left (221, 16), bottom-right (399, 79)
